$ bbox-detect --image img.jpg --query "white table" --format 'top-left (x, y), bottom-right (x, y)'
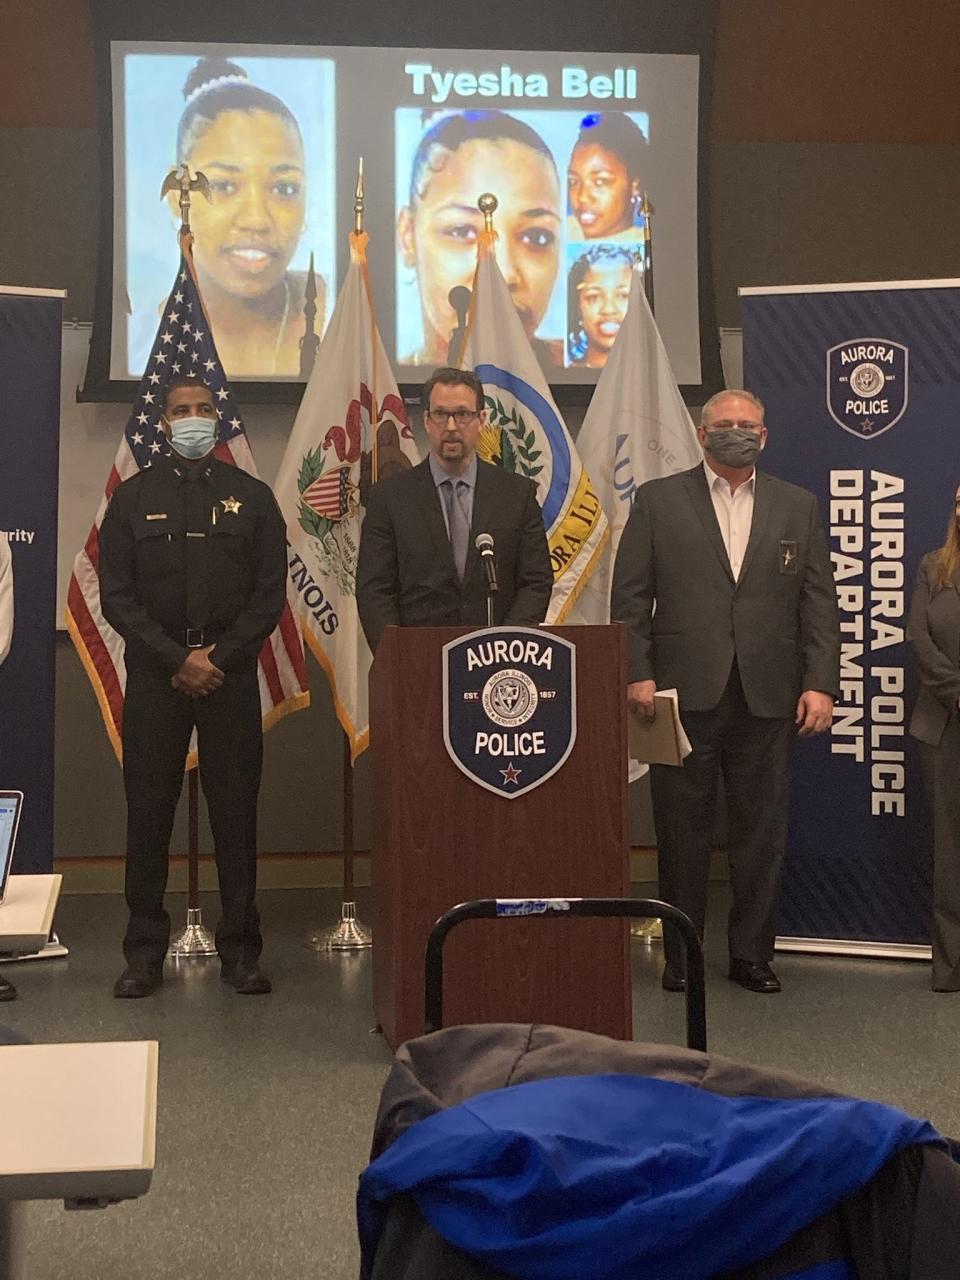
top-left (0, 877), bottom-right (62, 955)
top-left (0, 1041), bottom-right (158, 1279)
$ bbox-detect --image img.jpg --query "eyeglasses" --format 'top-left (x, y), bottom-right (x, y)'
top-left (426, 408), bottom-right (480, 427)
top-left (703, 418), bottom-right (763, 433)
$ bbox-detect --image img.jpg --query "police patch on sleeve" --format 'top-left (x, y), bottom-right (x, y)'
top-left (442, 627), bottom-right (576, 799)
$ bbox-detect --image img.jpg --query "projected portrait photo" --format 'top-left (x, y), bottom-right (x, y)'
top-left (566, 244), bottom-right (638, 368)
top-left (119, 49), bottom-right (335, 381)
top-left (395, 109), bottom-right (567, 371)
top-left (567, 111), bottom-right (649, 246)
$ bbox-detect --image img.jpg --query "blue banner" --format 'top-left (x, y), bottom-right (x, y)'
top-left (0, 290), bottom-right (62, 873)
top-left (740, 282), bottom-right (960, 945)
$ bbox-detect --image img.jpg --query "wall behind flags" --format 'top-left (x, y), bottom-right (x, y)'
top-left (5, 1), bottom-right (960, 321)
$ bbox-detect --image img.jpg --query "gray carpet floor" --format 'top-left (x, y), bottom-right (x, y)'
top-left (2, 885), bottom-right (957, 1280)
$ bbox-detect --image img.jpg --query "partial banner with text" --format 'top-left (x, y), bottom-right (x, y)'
top-left (0, 289), bottom-right (62, 872)
top-left (740, 280), bottom-right (960, 946)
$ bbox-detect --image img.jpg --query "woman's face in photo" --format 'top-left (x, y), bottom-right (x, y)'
top-left (399, 136), bottom-right (562, 355)
top-left (184, 108), bottom-right (306, 300)
top-left (577, 259), bottom-right (632, 363)
top-left (568, 142), bottom-right (637, 239)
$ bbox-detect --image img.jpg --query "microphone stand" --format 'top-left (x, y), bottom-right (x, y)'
top-left (446, 286), bottom-right (472, 365)
top-left (476, 535), bottom-right (498, 628)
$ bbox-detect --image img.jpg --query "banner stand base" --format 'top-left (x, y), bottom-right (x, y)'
top-left (0, 933), bottom-right (69, 963)
top-left (775, 935), bottom-right (930, 961)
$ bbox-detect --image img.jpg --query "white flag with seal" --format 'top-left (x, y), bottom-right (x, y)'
top-left (462, 230), bottom-right (608, 622)
top-left (274, 232), bottom-right (420, 761)
top-left (567, 267), bottom-right (702, 624)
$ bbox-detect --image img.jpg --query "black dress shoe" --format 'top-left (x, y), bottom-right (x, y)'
top-left (661, 964), bottom-right (687, 993)
top-left (221, 963), bottom-right (271, 995)
top-left (113, 967), bottom-right (163, 999)
top-left (0, 974), bottom-right (18, 1001)
top-left (728, 959), bottom-right (781, 994)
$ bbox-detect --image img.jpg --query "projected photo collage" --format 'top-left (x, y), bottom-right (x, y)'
top-left (113, 44), bottom-right (694, 386)
top-left (395, 107), bottom-right (650, 374)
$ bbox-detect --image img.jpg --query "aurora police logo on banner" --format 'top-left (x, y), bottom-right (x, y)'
top-left (442, 627), bottom-right (576, 799)
top-left (826, 338), bottom-right (908, 439)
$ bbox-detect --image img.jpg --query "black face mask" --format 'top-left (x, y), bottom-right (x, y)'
top-left (703, 427), bottom-right (763, 468)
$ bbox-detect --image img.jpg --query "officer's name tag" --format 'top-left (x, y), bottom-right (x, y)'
top-left (145, 513), bottom-right (168, 521)
top-left (779, 540), bottom-right (798, 574)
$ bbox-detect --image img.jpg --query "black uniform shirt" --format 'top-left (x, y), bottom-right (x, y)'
top-left (98, 453), bottom-right (288, 674)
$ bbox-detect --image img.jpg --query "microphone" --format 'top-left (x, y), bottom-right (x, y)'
top-left (475, 533), bottom-right (498, 595)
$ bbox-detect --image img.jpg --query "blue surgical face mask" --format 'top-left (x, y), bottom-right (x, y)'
top-left (167, 415), bottom-right (217, 460)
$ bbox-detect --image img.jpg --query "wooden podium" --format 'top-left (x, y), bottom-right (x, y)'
top-left (370, 624), bottom-right (630, 1049)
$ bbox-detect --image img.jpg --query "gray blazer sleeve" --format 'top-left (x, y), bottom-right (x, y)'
top-left (908, 553), bottom-right (960, 710)
top-left (798, 496), bottom-right (841, 698)
top-left (0, 537), bottom-right (12, 665)
top-left (610, 488), bottom-right (655, 685)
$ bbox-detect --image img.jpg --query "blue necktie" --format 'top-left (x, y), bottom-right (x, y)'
top-left (442, 478), bottom-right (469, 581)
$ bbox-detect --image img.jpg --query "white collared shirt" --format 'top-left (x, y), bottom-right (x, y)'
top-left (702, 459), bottom-right (755, 580)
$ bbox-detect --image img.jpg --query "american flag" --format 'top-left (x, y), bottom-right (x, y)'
top-left (66, 237), bottom-right (310, 763)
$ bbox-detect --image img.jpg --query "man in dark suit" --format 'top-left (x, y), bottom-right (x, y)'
top-left (612, 389), bottom-right (839, 994)
top-left (357, 367), bottom-right (553, 652)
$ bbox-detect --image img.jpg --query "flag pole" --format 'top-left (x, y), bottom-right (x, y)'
top-left (356, 158), bottom-right (378, 487)
top-left (299, 252), bottom-right (320, 381)
top-left (305, 738), bottom-right (372, 950)
top-left (169, 766), bottom-right (217, 957)
top-left (156, 164), bottom-right (218, 960)
top-left (306, 157), bottom-right (372, 952)
top-left (640, 191), bottom-right (655, 314)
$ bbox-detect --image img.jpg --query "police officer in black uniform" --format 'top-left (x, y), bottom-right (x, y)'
top-left (99, 376), bottom-right (287, 998)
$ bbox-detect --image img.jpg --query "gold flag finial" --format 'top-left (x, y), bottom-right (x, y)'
top-left (354, 157), bottom-right (365, 235)
top-left (160, 164), bottom-right (211, 235)
top-left (478, 192), bottom-right (498, 234)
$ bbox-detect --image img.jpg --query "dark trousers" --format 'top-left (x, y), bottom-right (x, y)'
top-left (650, 664), bottom-right (794, 969)
top-left (121, 663), bottom-right (264, 971)
top-left (920, 720), bottom-right (960, 991)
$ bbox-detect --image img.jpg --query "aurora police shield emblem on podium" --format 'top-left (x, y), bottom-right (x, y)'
top-left (442, 627), bottom-right (576, 799)
top-left (826, 338), bottom-right (908, 439)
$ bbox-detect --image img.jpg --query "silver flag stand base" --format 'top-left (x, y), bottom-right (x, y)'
top-left (630, 918), bottom-right (663, 946)
top-left (306, 901), bottom-right (372, 952)
top-left (168, 907), bottom-right (217, 957)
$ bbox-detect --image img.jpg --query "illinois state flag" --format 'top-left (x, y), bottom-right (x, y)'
top-left (462, 231), bottom-right (608, 622)
top-left (568, 268), bottom-right (702, 624)
top-left (274, 231), bottom-right (419, 762)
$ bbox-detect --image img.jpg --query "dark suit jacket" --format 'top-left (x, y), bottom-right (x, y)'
top-left (908, 551), bottom-right (960, 747)
top-left (611, 465), bottom-right (840, 718)
top-left (356, 457), bottom-right (553, 653)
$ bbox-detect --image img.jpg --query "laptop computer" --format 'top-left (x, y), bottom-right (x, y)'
top-left (0, 790), bottom-right (23, 904)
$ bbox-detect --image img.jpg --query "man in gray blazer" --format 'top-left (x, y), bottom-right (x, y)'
top-left (612, 389), bottom-right (839, 993)
top-left (357, 367), bottom-right (553, 654)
